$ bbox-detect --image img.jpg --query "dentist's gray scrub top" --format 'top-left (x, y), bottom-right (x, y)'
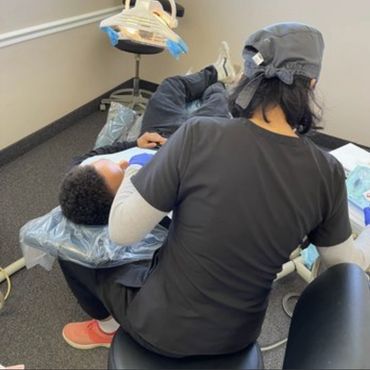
top-left (128, 117), bottom-right (351, 356)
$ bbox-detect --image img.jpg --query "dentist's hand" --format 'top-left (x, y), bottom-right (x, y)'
top-left (128, 153), bottom-right (155, 167)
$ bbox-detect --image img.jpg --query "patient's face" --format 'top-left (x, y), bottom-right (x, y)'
top-left (91, 159), bottom-right (129, 195)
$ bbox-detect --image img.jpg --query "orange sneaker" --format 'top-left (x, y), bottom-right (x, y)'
top-left (62, 319), bottom-right (116, 350)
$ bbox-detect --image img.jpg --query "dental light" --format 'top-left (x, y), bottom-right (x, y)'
top-left (100, 0), bottom-right (188, 59)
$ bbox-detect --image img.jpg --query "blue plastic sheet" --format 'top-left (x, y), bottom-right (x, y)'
top-left (301, 244), bottom-right (319, 270)
top-left (346, 165), bottom-right (370, 210)
top-left (166, 38), bottom-right (189, 59)
top-left (20, 207), bottom-right (167, 268)
top-left (102, 26), bottom-right (120, 46)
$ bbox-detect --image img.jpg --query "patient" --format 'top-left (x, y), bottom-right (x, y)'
top-left (59, 132), bottom-right (166, 225)
top-left (59, 42), bottom-right (236, 226)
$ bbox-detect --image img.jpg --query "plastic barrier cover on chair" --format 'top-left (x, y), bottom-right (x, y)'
top-left (19, 207), bottom-right (167, 269)
top-left (346, 165), bottom-right (370, 210)
top-left (95, 103), bottom-right (139, 149)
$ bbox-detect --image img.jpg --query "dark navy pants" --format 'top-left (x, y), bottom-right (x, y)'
top-left (140, 66), bottom-right (231, 137)
top-left (59, 258), bottom-right (181, 356)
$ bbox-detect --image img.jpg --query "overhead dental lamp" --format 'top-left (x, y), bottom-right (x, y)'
top-left (100, 0), bottom-right (188, 59)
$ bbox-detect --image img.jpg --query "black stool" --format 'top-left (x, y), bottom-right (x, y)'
top-left (108, 264), bottom-right (370, 370)
top-left (108, 329), bottom-right (264, 369)
top-left (100, 0), bottom-right (185, 113)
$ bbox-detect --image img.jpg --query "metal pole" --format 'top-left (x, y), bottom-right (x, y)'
top-left (133, 54), bottom-right (141, 97)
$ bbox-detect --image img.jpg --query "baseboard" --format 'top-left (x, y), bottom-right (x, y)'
top-left (0, 79), bottom-right (158, 167)
top-left (1, 86), bottom-right (368, 167)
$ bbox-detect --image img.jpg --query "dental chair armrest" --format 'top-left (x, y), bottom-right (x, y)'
top-left (283, 263), bottom-right (370, 369)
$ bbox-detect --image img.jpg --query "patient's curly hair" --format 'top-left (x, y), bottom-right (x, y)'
top-left (59, 166), bottom-right (114, 225)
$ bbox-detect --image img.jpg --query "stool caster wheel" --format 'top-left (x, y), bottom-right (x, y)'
top-left (99, 103), bottom-right (107, 112)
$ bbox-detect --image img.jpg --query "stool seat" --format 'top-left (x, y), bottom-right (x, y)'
top-left (115, 40), bottom-right (164, 55)
top-left (108, 328), bottom-right (264, 369)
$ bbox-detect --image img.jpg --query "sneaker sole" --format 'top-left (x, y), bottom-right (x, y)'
top-left (62, 330), bottom-right (111, 350)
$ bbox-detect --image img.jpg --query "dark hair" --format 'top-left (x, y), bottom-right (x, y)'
top-left (59, 166), bottom-right (113, 225)
top-left (228, 75), bottom-right (322, 134)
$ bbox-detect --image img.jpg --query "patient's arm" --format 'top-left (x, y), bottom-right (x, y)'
top-left (317, 228), bottom-right (370, 271)
top-left (71, 133), bottom-right (166, 167)
top-left (109, 165), bottom-right (167, 246)
top-left (72, 141), bottom-right (137, 166)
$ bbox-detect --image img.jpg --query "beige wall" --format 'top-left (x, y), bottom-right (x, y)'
top-left (0, 0), bottom-right (120, 33)
top-left (1, 0), bottom-right (369, 149)
top-left (0, 0), bottom-right (129, 149)
top-left (143, 0), bottom-right (370, 146)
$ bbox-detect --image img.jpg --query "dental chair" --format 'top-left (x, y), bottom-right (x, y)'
top-left (108, 264), bottom-right (370, 369)
top-left (100, 0), bottom-right (185, 113)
